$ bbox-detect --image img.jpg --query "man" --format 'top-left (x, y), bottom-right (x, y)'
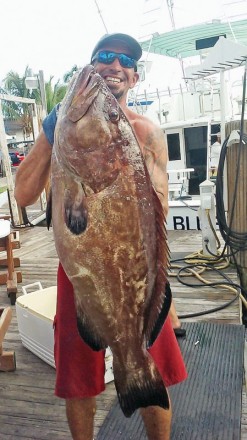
top-left (15, 33), bottom-right (187, 440)
top-left (209, 132), bottom-right (221, 178)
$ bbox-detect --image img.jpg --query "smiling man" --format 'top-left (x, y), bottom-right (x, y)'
top-left (14, 33), bottom-right (187, 440)
top-left (90, 34), bottom-right (140, 101)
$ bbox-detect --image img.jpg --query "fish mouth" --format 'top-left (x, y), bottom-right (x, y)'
top-left (67, 66), bottom-right (103, 123)
top-left (76, 65), bottom-right (102, 99)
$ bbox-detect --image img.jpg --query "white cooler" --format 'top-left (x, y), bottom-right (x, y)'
top-left (16, 283), bottom-right (114, 383)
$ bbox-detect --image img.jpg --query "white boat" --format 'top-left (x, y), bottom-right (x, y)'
top-left (128, 20), bottom-right (247, 230)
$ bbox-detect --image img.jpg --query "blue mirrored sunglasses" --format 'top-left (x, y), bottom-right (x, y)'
top-left (92, 50), bottom-right (137, 70)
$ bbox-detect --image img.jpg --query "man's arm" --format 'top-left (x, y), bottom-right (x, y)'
top-left (142, 125), bottom-right (169, 217)
top-left (14, 129), bottom-right (52, 207)
top-left (131, 115), bottom-right (169, 217)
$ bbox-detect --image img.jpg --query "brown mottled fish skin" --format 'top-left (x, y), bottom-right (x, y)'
top-left (49, 65), bottom-right (171, 417)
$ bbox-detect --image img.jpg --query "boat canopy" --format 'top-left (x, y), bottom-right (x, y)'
top-left (184, 37), bottom-right (247, 79)
top-left (140, 19), bottom-right (247, 59)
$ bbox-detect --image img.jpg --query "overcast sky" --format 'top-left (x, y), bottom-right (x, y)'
top-left (1, 0), bottom-right (246, 90)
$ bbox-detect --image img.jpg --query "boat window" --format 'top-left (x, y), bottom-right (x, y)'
top-left (184, 126), bottom-right (207, 195)
top-left (211, 124), bottom-right (221, 144)
top-left (167, 133), bottom-right (181, 161)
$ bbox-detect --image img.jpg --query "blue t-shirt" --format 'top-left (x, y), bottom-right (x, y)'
top-left (42, 103), bottom-right (60, 145)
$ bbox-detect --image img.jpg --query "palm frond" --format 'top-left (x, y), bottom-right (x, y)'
top-left (63, 65), bottom-right (79, 83)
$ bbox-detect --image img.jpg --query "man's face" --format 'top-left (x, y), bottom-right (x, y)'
top-left (92, 42), bottom-right (139, 102)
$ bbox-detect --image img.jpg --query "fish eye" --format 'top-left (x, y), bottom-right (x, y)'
top-left (109, 109), bottom-right (120, 122)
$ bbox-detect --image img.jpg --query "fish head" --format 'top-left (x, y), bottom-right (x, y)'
top-left (54, 65), bottom-right (131, 192)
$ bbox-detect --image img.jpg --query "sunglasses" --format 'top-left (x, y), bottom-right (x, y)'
top-left (92, 50), bottom-right (137, 70)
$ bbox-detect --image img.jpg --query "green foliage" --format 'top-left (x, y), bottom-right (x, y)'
top-left (45, 77), bottom-right (67, 114)
top-left (2, 64), bottom-right (81, 119)
top-left (63, 65), bottom-right (79, 83)
top-left (2, 67), bottom-right (41, 121)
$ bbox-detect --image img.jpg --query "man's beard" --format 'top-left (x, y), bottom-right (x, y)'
top-left (109, 88), bottom-right (124, 101)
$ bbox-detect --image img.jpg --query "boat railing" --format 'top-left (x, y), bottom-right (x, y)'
top-left (128, 74), bottom-right (245, 120)
top-left (128, 80), bottom-right (223, 119)
top-left (167, 168), bottom-right (194, 200)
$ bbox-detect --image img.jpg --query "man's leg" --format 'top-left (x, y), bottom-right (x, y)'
top-left (56, 265), bottom-right (105, 440)
top-left (140, 399), bottom-right (172, 440)
top-left (169, 299), bottom-right (186, 337)
top-left (169, 299), bottom-right (181, 330)
top-left (66, 397), bottom-right (96, 440)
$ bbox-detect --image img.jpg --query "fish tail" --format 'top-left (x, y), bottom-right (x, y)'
top-left (114, 352), bottom-right (169, 418)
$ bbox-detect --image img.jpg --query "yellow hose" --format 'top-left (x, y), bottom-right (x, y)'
top-left (169, 249), bottom-right (245, 305)
top-left (168, 208), bottom-right (245, 306)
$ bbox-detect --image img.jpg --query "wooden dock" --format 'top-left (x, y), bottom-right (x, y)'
top-left (0, 226), bottom-right (246, 439)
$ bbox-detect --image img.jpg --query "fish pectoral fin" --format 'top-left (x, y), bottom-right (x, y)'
top-left (145, 282), bottom-right (172, 348)
top-left (64, 187), bottom-right (88, 235)
top-left (77, 315), bottom-right (108, 351)
top-left (114, 351), bottom-right (169, 418)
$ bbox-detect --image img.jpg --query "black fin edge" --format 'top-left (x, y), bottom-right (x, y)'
top-left (46, 191), bottom-right (52, 229)
top-left (116, 380), bottom-right (170, 418)
top-left (147, 282), bottom-right (172, 348)
top-left (76, 317), bottom-right (108, 351)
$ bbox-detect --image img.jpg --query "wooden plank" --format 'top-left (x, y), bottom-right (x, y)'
top-left (0, 307), bottom-right (12, 346)
top-left (0, 350), bottom-right (16, 371)
top-left (0, 257), bottom-right (21, 268)
top-left (0, 307), bottom-right (15, 371)
top-left (226, 120), bottom-right (247, 268)
top-left (0, 94), bottom-right (35, 104)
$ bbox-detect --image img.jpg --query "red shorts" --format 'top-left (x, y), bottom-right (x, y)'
top-left (54, 264), bottom-right (187, 399)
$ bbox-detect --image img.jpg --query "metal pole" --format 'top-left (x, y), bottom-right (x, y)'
top-left (35, 76), bottom-right (48, 210)
top-left (156, 88), bottom-right (161, 123)
top-left (31, 103), bottom-right (40, 140)
top-left (220, 71), bottom-right (226, 142)
top-left (220, 70), bottom-right (228, 212)
top-left (38, 70), bottom-right (47, 119)
top-left (94, 0), bottom-right (108, 33)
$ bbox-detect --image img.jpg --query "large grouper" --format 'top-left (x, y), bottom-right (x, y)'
top-left (47, 64), bottom-right (171, 417)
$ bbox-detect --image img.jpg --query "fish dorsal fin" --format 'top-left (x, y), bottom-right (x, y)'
top-left (143, 187), bottom-right (171, 347)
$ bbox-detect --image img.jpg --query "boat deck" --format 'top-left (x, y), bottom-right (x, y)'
top-left (0, 226), bottom-right (246, 439)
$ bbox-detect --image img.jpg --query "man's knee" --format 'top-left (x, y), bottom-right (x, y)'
top-left (66, 396), bottom-right (97, 417)
top-left (66, 397), bottom-right (97, 439)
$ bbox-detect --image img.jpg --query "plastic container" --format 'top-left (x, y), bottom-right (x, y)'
top-left (16, 283), bottom-right (114, 382)
top-left (0, 219), bottom-right (11, 238)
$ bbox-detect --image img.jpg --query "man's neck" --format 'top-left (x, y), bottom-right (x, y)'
top-left (119, 101), bottom-right (127, 111)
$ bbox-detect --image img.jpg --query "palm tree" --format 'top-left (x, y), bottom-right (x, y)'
top-left (45, 77), bottom-right (67, 114)
top-left (3, 64), bottom-right (84, 132)
top-left (2, 67), bottom-right (39, 138)
top-left (2, 66), bottom-right (68, 136)
top-left (2, 67), bottom-right (35, 118)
